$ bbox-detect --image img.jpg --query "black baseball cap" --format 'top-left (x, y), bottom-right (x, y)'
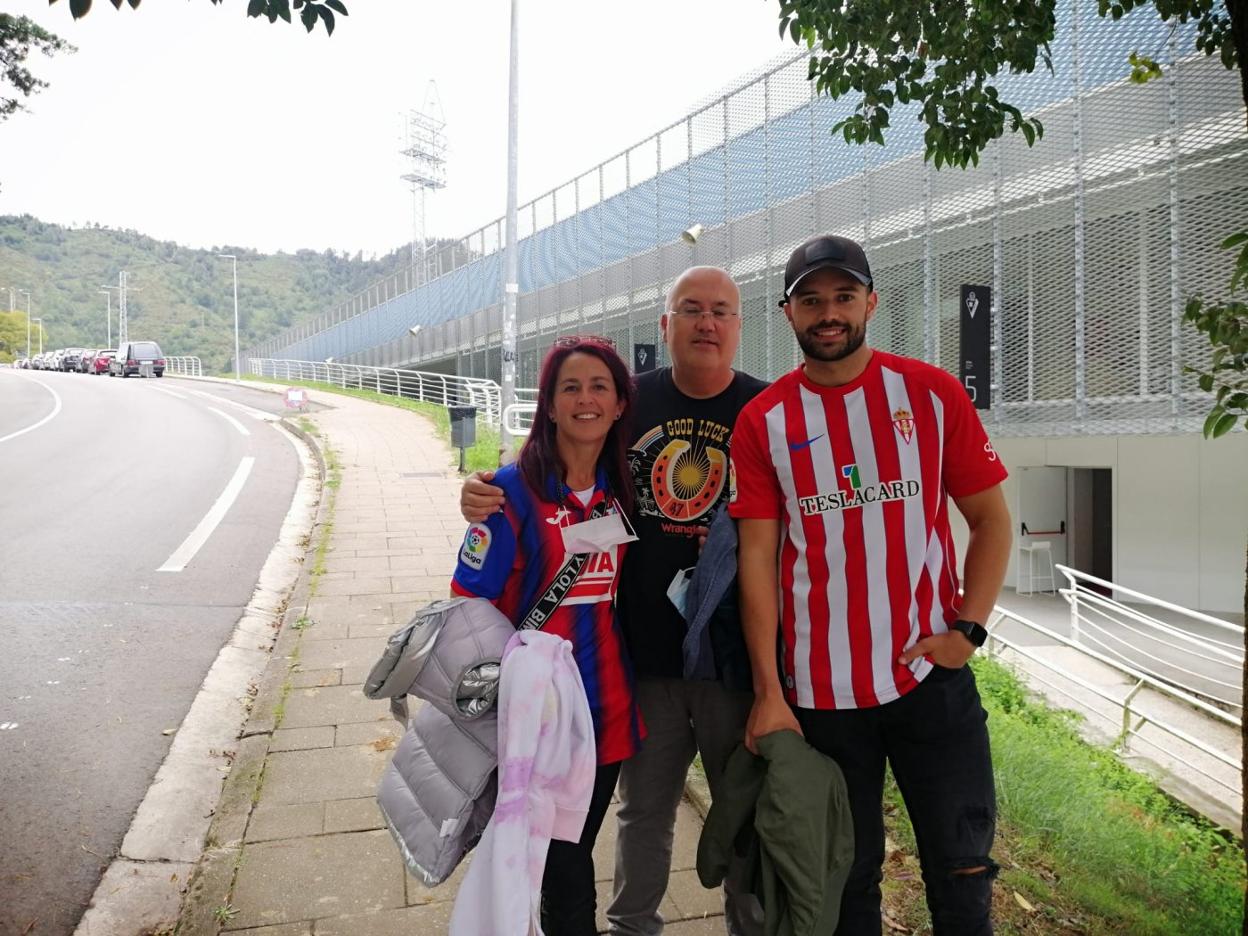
top-left (780, 235), bottom-right (873, 306)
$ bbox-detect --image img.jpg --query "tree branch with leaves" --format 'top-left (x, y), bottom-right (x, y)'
top-left (48, 0), bottom-right (348, 35)
top-left (0, 14), bottom-right (75, 121)
top-left (1186, 233), bottom-right (1248, 438)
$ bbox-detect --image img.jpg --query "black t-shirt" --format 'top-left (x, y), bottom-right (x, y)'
top-left (619, 367), bottom-right (769, 679)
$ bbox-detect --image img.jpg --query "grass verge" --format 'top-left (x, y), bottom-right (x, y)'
top-left (881, 656), bottom-right (1243, 934)
top-left (243, 374), bottom-right (500, 473)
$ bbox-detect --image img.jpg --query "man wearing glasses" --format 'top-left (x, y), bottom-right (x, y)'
top-left (462, 266), bottom-right (767, 936)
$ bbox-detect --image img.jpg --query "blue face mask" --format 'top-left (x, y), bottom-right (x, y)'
top-left (666, 566), bottom-right (695, 620)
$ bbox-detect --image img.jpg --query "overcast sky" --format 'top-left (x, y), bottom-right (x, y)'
top-left (1, 1), bottom-right (793, 257)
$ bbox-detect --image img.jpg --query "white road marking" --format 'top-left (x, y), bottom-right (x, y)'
top-left (186, 388), bottom-right (277, 422)
top-left (0, 723), bottom-right (18, 731)
top-left (0, 378), bottom-right (62, 445)
top-left (206, 406), bottom-right (251, 437)
top-left (157, 456), bottom-right (256, 573)
top-left (151, 386), bottom-right (188, 399)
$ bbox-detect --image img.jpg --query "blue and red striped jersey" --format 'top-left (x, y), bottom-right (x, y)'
top-left (451, 462), bottom-right (643, 764)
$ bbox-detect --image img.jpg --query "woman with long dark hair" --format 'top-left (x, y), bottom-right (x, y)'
top-left (451, 336), bottom-right (642, 935)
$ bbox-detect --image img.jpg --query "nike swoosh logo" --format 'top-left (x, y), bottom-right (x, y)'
top-left (789, 434), bottom-right (824, 452)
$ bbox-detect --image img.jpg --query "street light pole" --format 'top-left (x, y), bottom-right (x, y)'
top-left (19, 289), bottom-right (31, 359)
top-left (500, 0), bottom-right (520, 462)
top-left (99, 285), bottom-right (118, 347)
top-left (217, 254), bottom-right (240, 383)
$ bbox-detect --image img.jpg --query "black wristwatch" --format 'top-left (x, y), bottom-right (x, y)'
top-left (950, 619), bottom-right (988, 648)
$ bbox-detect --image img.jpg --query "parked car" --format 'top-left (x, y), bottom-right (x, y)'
top-left (61, 348), bottom-right (88, 372)
top-left (90, 350), bottom-right (116, 374)
top-left (110, 340), bottom-right (166, 378)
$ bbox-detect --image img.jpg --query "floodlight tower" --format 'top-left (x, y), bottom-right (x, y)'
top-left (399, 82), bottom-right (448, 289)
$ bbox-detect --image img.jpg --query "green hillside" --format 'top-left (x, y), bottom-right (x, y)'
top-left (0, 214), bottom-right (416, 371)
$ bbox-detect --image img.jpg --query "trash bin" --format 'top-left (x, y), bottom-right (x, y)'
top-left (448, 405), bottom-right (477, 450)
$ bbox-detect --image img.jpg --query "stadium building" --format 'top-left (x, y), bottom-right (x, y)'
top-left (247, 1), bottom-right (1248, 614)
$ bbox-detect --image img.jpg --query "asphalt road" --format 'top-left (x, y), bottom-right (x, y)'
top-left (0, 370), bottom-right (306, 936)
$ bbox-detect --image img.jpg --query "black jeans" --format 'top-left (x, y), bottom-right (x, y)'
top-left (540, 760), bottom-right (622, 936)
top-left (795, 665), bottom-right (998, 936)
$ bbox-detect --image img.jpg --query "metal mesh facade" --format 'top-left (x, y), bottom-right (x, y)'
top-left (246, 0), bottom-right (1248, 436)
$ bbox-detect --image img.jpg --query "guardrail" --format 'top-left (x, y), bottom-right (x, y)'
top-left (985, 602), bottom-right (1240, 798)
top-left (249, 358), bottom-right (521, 426)
top-left (1056, 564), bottom-right (1242, 715)
top-left (166, 356), bottom-right (203, 377)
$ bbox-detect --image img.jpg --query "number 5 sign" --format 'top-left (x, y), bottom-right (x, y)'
top-left (959, 284), bottom-right (991, 410)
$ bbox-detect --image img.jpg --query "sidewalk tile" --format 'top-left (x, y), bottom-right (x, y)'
top-left (347, 591), bottom-right (430, 607)
top-left (270, 726), bottom-right (334, 752)
top-left (323, 555), bottom-right (392, 574)
top-left (314, 903), bottom-right (454, 936)
top-left (594, 880), bottom-right (681, 933)
top-left (405, 853), bottom-right (473, 906)
top-left (390, 574), bottom-right (452, 593)
top-left (280, 685), bottom-right (385, 728)
top-left (349, 621), bottom-right (400, 639)
top-left (663, 918), bottom-right (730, 934)
top-left (245, 804), bottom-right (323, 843)
top-left (224, 923), bottom-right (311, 936)
top-left (260, 746), bottom-right (387, 806)
top-left (388, 553), bottom-right (456, 573)
top-left (335, 720), bottom-right (401, 747)
top-left (330, 536), bottom-right (391, 553)
top-left (227, 830), bottom-right (404, 929)
top-left (315, 576), bottom-right (393, 597)
top-left (297, 637), bottom-right (384, 671)
top-left (666, 868), bottom-right (724, 919)
top-left (289, 668), bottom-right (341, 689)
top-left (324, 797), bottom-right (384, 834)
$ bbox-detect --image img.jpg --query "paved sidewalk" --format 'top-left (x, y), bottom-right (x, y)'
top-left (177, 385), bottom-right (724, 936)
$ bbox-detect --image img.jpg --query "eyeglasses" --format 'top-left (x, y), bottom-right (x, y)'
top-left (669, 307), bottom-right (740, 321)
top-left (553, 334), bottom-right (616, 349)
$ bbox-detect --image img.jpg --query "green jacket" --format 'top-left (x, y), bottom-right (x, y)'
top-left (696, 731), bottom-right (854, 936)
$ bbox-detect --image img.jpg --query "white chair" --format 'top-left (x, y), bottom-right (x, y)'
top-left (1018, 540), bottom-right (1056, 595)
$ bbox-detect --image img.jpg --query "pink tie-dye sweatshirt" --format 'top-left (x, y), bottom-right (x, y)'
top-left (450, 629), bottom-right (597, 935)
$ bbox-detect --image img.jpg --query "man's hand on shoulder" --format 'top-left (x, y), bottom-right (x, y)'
top-left (744, 690), bottom-right (802, 754)
top-left (461, 470), bottom-right (506, 523)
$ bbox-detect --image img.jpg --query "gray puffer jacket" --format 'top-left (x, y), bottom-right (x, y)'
top-left (364, 597), bottom-right (515, 886)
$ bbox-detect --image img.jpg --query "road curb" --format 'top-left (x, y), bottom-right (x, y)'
top-left (174, 419), bottom-right (335, 935)
top-left (71, 416), bottom-right (322, 936)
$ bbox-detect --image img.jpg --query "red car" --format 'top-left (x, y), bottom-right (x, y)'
top-left (90, 350), bottom-right (116, 374)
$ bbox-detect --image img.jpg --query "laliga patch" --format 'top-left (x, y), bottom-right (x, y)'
top-left (728, 458), bottom-right (738, 504)
top-left (460, 524), bottom-right (492, 570)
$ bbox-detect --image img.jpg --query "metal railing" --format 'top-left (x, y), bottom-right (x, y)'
top-left (166, 356), bottom-right (203, 377)
top-left (985, 602), bottom-right (1240, 798)
top-left (1057, 564), bottom-right (1243, 714)
top-left (249, 358), bottom-right (516, 426)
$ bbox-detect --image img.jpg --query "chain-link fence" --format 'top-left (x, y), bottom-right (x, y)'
top-left (246, 0), bottom-right (1247, 437)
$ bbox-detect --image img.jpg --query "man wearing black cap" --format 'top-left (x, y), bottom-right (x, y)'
top-left (728, 235), bottom-right (1013, 934)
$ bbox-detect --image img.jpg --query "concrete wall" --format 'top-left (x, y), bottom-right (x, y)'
top-left (950, 432), bottom-right (1247, 615)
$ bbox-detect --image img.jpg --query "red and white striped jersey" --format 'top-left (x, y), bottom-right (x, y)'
top-left (728, 351), bottom-right (1007, 710)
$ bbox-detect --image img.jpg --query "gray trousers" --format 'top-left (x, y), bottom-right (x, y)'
top-left (607, 677), bottom-right (764, 936)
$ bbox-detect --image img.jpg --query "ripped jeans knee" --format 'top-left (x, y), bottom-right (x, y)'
top-left (926, 856), bottom-right (999, 936)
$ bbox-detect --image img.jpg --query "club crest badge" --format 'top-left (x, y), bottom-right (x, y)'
top-left (892, 408), bottom-right (915, 444)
